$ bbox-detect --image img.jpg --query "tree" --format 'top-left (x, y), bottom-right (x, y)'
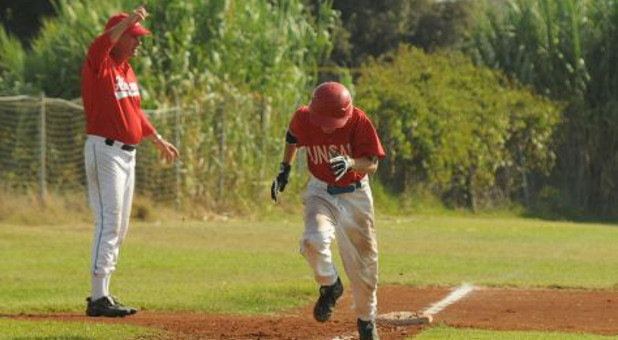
top-left (312, 0), bottom-right (481, 67)
top-left (357, 46), bottom-right (560, 210)
top-left (468, 0), bottom-right (618, 216)
top-left (0, 0), bottom-right (56, 48)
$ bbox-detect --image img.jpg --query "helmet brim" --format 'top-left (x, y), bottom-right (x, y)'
top-left (309, 106), bottom-right (352, 129)
top-left (309, 114), bottom-right (350, 129)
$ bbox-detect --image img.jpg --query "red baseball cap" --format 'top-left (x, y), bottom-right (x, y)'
top-left (105, 13), bottom-right (151, 36)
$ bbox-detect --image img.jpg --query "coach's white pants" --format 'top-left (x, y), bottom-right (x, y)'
top-left (84, 135), bottom-right (135, 282)
top-left (300, 176), bottom-right (379, 321)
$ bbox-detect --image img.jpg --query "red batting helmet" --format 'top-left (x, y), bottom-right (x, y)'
top-left (309, 82), bottom-right (353, 129)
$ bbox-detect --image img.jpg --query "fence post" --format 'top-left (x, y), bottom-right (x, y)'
top-left (174, 105), bottom-right (181, 210)
top-left (217, 97), bottom-right (226, 200)
top-left (260, 97), bottom-right (271, 183)
top-left (518, 146), bottom-right (531, 208)
top-left (39, 92), bottom-right (47, 205)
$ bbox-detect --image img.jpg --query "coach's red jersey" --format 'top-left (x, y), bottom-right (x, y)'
top-left (289, 106), bottom-right (385, 186)
top-left (82, 32), bottom-right (155, 145)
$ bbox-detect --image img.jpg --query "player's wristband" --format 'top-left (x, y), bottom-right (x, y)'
top-left (280, 162), bottom-right (292, 174)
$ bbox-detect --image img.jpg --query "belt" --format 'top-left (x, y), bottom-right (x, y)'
top-left (105, 138), bottom-right (136, 152)
top-left (327, 181), bottom-right (362, 195)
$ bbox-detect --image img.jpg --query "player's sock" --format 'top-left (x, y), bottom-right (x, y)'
top-left (105, 274), bottom-right (112, 296)
top-left (91, 274), bottom-right (110, 300)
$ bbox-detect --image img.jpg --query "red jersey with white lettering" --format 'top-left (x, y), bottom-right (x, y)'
top-left (82, 32), bottom-right (155, 145)
top-left (289, 106), bottom-right (385, 186)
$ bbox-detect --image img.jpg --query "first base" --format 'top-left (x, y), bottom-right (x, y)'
top-left (376, 311), bottom-right (433, 326)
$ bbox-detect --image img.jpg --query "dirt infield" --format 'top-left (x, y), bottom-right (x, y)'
top-left (15, 286), bottom-right (618, 339)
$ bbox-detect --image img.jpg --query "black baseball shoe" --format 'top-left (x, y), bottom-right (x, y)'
top-left (86, 296), bottom-right (138, 317)
top-left (313, 277), bottom-right (343, 322)
top-left (109, 296), bottom-right (138, 314)
top-left (357, 318), bottom-right (380, 340)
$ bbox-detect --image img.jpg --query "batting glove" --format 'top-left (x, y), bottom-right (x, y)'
top-left (329, 153), bottom-right (354, 182)
top-left (271, 163), bottom-right (292, 202)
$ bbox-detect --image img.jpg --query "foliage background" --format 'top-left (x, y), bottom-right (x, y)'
top-left (2, 0), bottom-right (618, 218)
top-left (467, 0), bottom-right (618, 217)
top-left (0, 0), bottom-right (337, 214)
top-left (357, 46), bottom-right (560, 211)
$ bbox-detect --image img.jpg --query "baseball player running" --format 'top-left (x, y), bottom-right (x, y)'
top-left (82, 5), bottom-right (179, 317)
top-left (271, 82), bottom-right (385, 340)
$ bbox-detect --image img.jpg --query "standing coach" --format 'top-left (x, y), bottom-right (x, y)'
top-left (82, 5), bottom-right (179, 317)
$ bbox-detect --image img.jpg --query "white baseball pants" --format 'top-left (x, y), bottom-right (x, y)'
top-left (84, 135), bottom-right (135, 295)
top-left (300, 176), bottom-right (379, 321)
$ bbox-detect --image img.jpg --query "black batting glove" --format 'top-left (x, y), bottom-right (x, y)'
top-left (329, 151), bottom-right (353, 182)
top-left (271, 163), bottom-right (292, 202)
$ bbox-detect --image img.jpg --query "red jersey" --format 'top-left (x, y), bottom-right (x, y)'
top-left (82, 32), bottom-right (155, 145)
top-left (289, 106), bottom-right (385, 186)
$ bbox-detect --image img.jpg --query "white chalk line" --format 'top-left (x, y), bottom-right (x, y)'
top-left (422, 282), bottom-right (477, 316)
top-left (328, 283), bottom-right (477, 340)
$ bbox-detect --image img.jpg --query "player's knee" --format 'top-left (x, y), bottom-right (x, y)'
top-left (101, 204), bottom-right (122, 217)
top-left (300, 233), bottom-right (328, 253)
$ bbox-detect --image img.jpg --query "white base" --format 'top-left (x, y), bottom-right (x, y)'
top-left (376, 311), bottom-right (433, 326)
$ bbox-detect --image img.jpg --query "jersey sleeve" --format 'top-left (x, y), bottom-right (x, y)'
top-left (288, 107), bottom-right (306, 146)
top-left (85, 32), bottom-right (114, 77)
top-left (353, 114), bottom-right (386, 159)
top-left (138, 109), bottom-right (156, 138)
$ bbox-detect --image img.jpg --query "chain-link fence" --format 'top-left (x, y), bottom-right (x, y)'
top-left (0, 94), bottom-right (299, 210)
top-left (0, 95), bottom-right (86, 196)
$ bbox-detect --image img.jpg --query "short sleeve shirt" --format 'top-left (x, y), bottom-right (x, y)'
top-left (289, 106), bottom-right (385, 186)
top-left (81, 32), bottom-right (155, 145)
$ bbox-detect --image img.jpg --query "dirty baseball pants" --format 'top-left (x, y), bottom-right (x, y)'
top-left (300, 176), bottom-right (378, 321)
top-left (84, 135), bottom-right (135, 300)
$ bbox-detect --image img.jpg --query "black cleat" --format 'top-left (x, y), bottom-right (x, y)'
top-left (86, 296), bottom-right (138, 317)
top-left (313, 277), bottom-right (343, 322)
top-left (357, 318), bottom-right (380, 340)
top-left (109, 295), bottom-right (138, 314)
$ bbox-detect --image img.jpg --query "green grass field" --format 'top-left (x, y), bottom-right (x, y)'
top-left (1, 214), bottom-right (617, 339)
top-left (0, 318), bottom-right (161, 340)
top-left (416, 326), bottom-right (618, 339)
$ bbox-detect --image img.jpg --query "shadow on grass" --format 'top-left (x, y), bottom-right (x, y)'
top-left (522, 205), bottom-right (618, 226)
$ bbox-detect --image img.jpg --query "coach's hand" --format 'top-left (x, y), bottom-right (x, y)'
top-left (128, 4), bottom-right (149, 25)
top-left (271, 163), bottom-right (292, 202)
top-left (151, 134), bottom-right (180, 163)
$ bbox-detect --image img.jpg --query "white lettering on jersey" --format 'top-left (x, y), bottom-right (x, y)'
top-left (307, 144), bottom-right (352, 165)
top-left (114, 76), bottom-right (140, 99)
